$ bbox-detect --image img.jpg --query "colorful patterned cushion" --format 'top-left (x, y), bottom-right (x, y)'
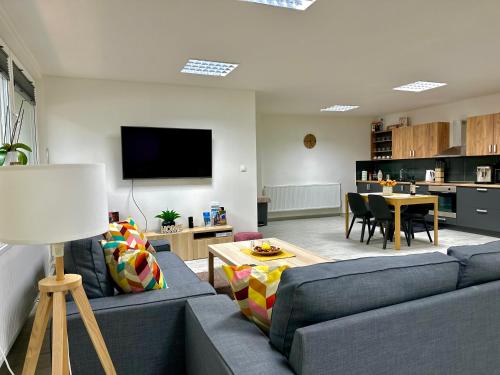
top-left (101, 240), bottom-right (167, 293)
top-left (222, 265), bottom-right (289, 332)
top-left (106, 217), bottom-right (156, 253)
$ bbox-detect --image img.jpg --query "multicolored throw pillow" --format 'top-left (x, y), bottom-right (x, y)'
top-left (106, 217), bottom-right (156, 253)
top-left (222, 265), bottom-right (289, 332)
top-left (101, 240), bottom-right (167, 293)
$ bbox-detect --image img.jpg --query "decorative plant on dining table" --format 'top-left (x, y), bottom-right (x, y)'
top-left (379, 179), bottom-right (397, 195)
top-left (0, 101), bottom-right (32, 166)
top-left (378, 179), bottom-right (398, 188)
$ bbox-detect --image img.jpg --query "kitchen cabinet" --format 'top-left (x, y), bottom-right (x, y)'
top-left (466, 113), bottom-right (500, 156)
top-left (466, 115), bottom-right (495, 156)
top-left (457, 187), bottom-right (500, 232)
top-left (392, 122), bottom-right (449, 159)
top-left (392, 127), bottom-right (412, 159)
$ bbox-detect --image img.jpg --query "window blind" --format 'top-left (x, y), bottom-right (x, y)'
top-left (13, 63), bottom-right (35, 104)
top-left (0, 48), bottom-right (8, 80)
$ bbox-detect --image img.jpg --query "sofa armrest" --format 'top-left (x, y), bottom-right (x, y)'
top-left (150, 239), bottom-right (170, 252)
top-left (186, 295), bottom-right (293, 375)
top-left (66, 282), bottom-right (215, 375)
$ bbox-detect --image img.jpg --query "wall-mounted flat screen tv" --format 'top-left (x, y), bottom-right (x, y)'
top-left (121, 126), bottom-right (212, 179)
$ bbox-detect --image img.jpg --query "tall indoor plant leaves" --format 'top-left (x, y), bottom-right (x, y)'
top-left (0, 101), bottom-right (32, 165)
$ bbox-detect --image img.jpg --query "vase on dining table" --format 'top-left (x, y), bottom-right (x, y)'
top-left (382, 186), bottom-right (393, 196)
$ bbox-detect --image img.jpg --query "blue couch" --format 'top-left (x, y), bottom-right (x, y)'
top-left (186, 245), bottom-right (500, 375)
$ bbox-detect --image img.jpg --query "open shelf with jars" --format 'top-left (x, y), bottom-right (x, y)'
top-left (371, 130), bottom-right (392, 160)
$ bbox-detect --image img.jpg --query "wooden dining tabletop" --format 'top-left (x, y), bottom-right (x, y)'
top-left (344, 193), bottom-right (439, 250)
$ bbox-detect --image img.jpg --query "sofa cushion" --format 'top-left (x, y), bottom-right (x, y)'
top-left (222, 264), bottom-right (289, 332)
top-left (106, 217), bottom-right (156, 253)
top-left (66, 251), bottom-right (215, 316)
top-left (64, 235), bottom-right (115, 299)
top-left (447, 240), bottom-right (500, 288)
top-left (156, 251), bottom-right (204, 287)
top-left (102, 240), bottom-right (167, 293)
top-left (149, 239), bottom-right (171, 253)
top-left (269, 252), bottom-right (459, 357)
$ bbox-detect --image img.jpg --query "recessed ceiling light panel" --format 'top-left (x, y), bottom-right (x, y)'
top-left (321, 105), bottom-right (360, 112)
top-left (240, 0), bottom-right (317, 11)
top-left (393, 81), bottom-right (447, 93)
top-left (181, 59), bottom-right (239, 77)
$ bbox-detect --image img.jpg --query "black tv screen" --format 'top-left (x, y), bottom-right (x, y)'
top-left (121, 126), bottom-right (212, 179)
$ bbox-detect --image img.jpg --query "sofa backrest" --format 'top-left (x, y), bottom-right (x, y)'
top-left (288, 280), bottom-right (500, 375)
top-left (269, 252), bottom-right (459, 357)
top-left (448, 240), bottom-right (500, 288)
top-left (64, 235), bottom-right (115, 299)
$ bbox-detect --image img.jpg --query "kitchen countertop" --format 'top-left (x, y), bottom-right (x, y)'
top-left (356, 180), bottom-right (500, 189)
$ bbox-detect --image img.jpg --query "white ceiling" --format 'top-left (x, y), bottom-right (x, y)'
top-left (2, 0), bottom-right (500, 116)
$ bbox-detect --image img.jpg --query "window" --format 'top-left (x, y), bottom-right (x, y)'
top-left (13, 63), bottom-right (37, 164)
top-left (0, 47), bottom-right (38, 165)
top-left (0, 47), bottom-right (9, 144)
top-left (0, 43), bottom-right (38, 251)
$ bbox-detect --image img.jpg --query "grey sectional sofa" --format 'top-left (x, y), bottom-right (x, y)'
top-left (63, 236), bottom-right (500, 375)
top-left (63, 236), bottom-right (216, 375)
top-left (186, 246), bottom-right (500, 375)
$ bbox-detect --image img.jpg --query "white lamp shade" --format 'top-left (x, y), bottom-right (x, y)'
top-left (0, 164), bottom-right (109, 245)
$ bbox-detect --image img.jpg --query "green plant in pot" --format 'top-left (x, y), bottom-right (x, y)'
top-left (0, 101), bottom-right (32, 166)
top-left (156, 210), bottom-right (181, 227)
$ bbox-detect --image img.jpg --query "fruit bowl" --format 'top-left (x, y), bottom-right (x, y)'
top-left (252, 245), bottom-right (282, 256)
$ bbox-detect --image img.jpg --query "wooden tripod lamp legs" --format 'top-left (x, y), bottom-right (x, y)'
top-left (22, 245), bottom-right (116, 375)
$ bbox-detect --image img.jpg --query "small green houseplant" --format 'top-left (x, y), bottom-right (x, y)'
top-left (156, 210), bottom-right (181, 227)
top-left (0, 101), bottom-right (32, 166)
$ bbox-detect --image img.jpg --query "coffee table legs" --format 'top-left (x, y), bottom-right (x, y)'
top-left (208, 252), bottom-right (214, 286)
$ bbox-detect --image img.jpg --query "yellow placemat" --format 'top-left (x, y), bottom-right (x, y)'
top-left (241, 248), bottom-right (296, 262)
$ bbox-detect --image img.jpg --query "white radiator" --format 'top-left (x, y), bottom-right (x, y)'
top-left (263, 183), bottom-right (341, 212)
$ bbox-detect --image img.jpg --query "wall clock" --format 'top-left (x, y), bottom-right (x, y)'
top-left (303, 133), bottom-right (317, 149)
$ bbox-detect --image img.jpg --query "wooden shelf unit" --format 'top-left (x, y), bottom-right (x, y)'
top-left (145, 225), bottom-right (234, 261)
top-left (371, 130), bottom-right (393, 160)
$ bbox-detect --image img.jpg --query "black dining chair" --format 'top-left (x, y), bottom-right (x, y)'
top-left (367, 194), bottom-right (410, 249)
top-left (346, 193), bottom-right (373, 242)
top-left (403, 204), bottom-right (433, 245)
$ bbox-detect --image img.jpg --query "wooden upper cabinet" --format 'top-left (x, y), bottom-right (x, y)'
top-left (494, 114), bottom-right (500, 155)
top-left (412, 123), bottom-right (429, 158)
top-left (426, 122), bottom-right (450, 157)
top-left (466, 115), bottom-right (495, 156)
top-left (391, 122), bottom-right (449, 159)
top-left (392, 127), bottom-right (411, 159)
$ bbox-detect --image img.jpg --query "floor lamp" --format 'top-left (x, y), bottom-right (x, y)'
top-left (0, 164), bottom-right (116, 375)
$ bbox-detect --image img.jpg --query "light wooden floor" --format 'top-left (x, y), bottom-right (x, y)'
top-left (0, 310), bottom-right (50, 375)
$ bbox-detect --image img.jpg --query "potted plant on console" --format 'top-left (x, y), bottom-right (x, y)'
top-left (156, 209), bottom-right (183, 234)
top-left (379, 179), bottom-right (397, 196)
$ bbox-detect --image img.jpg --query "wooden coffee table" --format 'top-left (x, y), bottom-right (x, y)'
top-left (207, 238), bottom-right (329, 286)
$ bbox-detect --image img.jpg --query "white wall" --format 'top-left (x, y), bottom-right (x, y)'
top-left (383, 92), bottom-right (500, 145)
top-left (0, 245), bottom-right (49, 362)
top-left (41, 76), bottom-right (258, 232)
top-left (257, 114), bottom-right (371, 218)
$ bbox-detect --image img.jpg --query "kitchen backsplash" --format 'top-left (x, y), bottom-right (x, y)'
top-left (356, 155), bottom-right (500, 182)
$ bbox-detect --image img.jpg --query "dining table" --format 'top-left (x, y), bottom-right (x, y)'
top-left (344, 193), bottom-right (439, 250)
